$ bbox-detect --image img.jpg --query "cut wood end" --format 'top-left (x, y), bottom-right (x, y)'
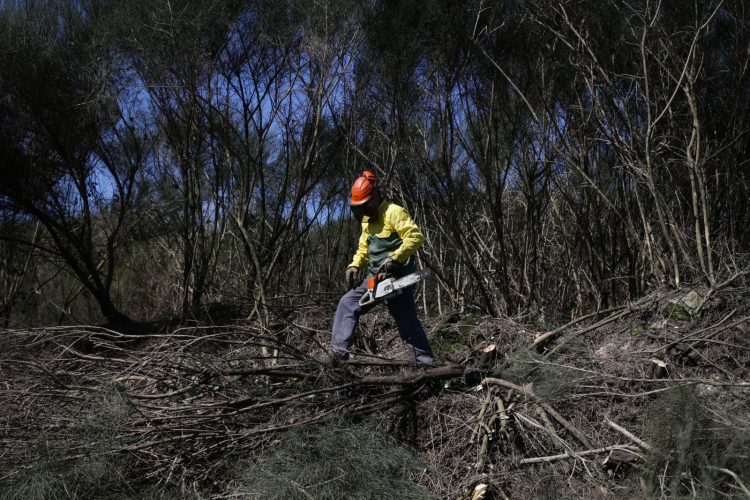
top-left (649, 358), bottom-right (667, 368)
top-left (472, 483), bottom-right (488, 500)
top-left (649, 358), bottom-right (669, 378)
top-left (603, 448), bottom-right (640, 467)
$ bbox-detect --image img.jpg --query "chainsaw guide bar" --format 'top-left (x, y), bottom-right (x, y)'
top-left (358, 269), bottom-right (430, 307)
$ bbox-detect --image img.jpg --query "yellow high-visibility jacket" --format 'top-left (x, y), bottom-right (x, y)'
top-left (348, 200), bottom-right (423, 276)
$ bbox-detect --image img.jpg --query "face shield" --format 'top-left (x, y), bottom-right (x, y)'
top-left (350, 196), bottom-right (378, 222)
top-left (350, 203), bottom-right (366, 222)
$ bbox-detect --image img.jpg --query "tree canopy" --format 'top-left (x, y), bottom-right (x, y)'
top-left (1, 0), bottom-right (749, 326)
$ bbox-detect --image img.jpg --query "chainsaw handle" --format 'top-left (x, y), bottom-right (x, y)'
top-left (376, 261), bottom-right (393, 280)
top-left (358, 264), bottom-right (389, 308)
top-left (358, 291), bottom-right (376, 307)
top-left (367, 262), bottom-right (389, 293)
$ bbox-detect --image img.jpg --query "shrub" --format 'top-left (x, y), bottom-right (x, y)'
top-left (643, 386), bottom-right (750, 498)
top-left (231, 421), bottom-right (437, 499)
top-left (0, 386), bottom-right (188, 500)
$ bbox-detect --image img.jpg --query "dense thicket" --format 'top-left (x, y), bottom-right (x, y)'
top-left (1, 0), bottom-right (749, 326)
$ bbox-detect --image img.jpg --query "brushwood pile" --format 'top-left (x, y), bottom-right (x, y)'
top-left (1, 286), bottom-right (749, 499)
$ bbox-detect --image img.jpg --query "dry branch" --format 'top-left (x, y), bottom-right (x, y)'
top-left (351, 363), bottom-right (467, 386)
top-left (533, 295), bottom-right (654, 349)
top-left (606, 420), bottom-right (653, 451)
top-left (0, 324), bottom-right (476, 488)
top-left (706, 466), bottom-right (750, 498)
top-left (482, 377), bottom-right (592, 449)
top-left (519, 445), bottom-right (640, 465)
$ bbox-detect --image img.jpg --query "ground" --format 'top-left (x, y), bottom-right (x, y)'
top-left (1, 286), bottom-right (749, 499)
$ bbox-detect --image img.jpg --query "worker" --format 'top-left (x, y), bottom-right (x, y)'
top-left (328, 170), bottom-right (435, 365)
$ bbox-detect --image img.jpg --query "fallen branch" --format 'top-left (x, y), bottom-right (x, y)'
top-left (532, 295), bottom-right (653, 349)
top-left (543, 403), bottom-right (592, 449)
top-left (706, 466), bottom-right (750, 498)
top-left (482, 377), bottom-right (591, 448)
top-left (519, 445), bottom-right (640, 465)
top-left (697, 270), bottom-right (750, 312)
top-left (606, 420), bottom-right (652, 451)
top-left (531, 305), bottom-right (628, 349)
top-left (648, 310), bottom-right (741, 354)
top-left (354, 363), bottom-right (466, 386)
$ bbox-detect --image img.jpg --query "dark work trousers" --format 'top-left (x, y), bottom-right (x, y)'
top-left (331, 278), bottom-right (434, 364)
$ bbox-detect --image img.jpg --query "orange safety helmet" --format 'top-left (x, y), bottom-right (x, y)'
top-left (350, 170), bottom-right (378, 206)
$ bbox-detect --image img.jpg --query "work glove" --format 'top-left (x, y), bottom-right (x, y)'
top-left (345, 266), bottom-right (360, 290)
top-left (382, 257), bottom-right (399, 274)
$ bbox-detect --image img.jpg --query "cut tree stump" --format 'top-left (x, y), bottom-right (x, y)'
top-left (478, 344), bottom-right (497, 369)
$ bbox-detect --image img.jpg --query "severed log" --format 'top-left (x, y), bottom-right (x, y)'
top-left (219, 365), bottom-right (312, 379)
top-left (343, 358), bottom-right (416, 367)
top-left (353, 363), bottom-right (466, 386)
top-left (471, 483), bottom-right (488, 500)
top-left (603, 448), bottom-right (643, 470)
top-left (650, 358), bottom-right (669, 379)
top-left (221, 361), bottom-right (467, 387)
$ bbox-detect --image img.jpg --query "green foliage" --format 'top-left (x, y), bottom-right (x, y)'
top-left (1, 388), bottom-right (129, 500)
top-left (0, 386), bottom-right (186, 500)
top-left (629, 324), bottom-right (645, 335)
top-left (664, 302), bottom-right (699, 322)
top-left (431, 328), bottom-right (467, 357)
top-left (232, 421), bottom-right (436, 500)
top-left (3, 0), bottom-right (750, 325)
top-left (494, 348), bottom-right (577, 402)
top-left (643, 386), bottom-right (750, 498)
top-left (431, 315), bottom-right (483, 358)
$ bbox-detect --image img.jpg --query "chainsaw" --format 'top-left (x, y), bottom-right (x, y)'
top-left (358, 268), bottom-right (430, 307)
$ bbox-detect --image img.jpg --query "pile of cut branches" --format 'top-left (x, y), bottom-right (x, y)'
top-left (0, 321), bottom-right (462, 496)
top-left (447, 286), bottom-right (750, 498)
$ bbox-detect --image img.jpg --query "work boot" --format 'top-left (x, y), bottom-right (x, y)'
top-left (316, 349), bottom-right (349, 366)
top-left (416, 357), bottom-right (442, 368)
top-left (330, 349), bottom-right (350, 365)
top-left (406, 344), bottom-right (437, 367)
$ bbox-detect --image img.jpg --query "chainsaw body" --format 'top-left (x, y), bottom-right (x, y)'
top-left (358, 269), bottom-right (430, 307)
